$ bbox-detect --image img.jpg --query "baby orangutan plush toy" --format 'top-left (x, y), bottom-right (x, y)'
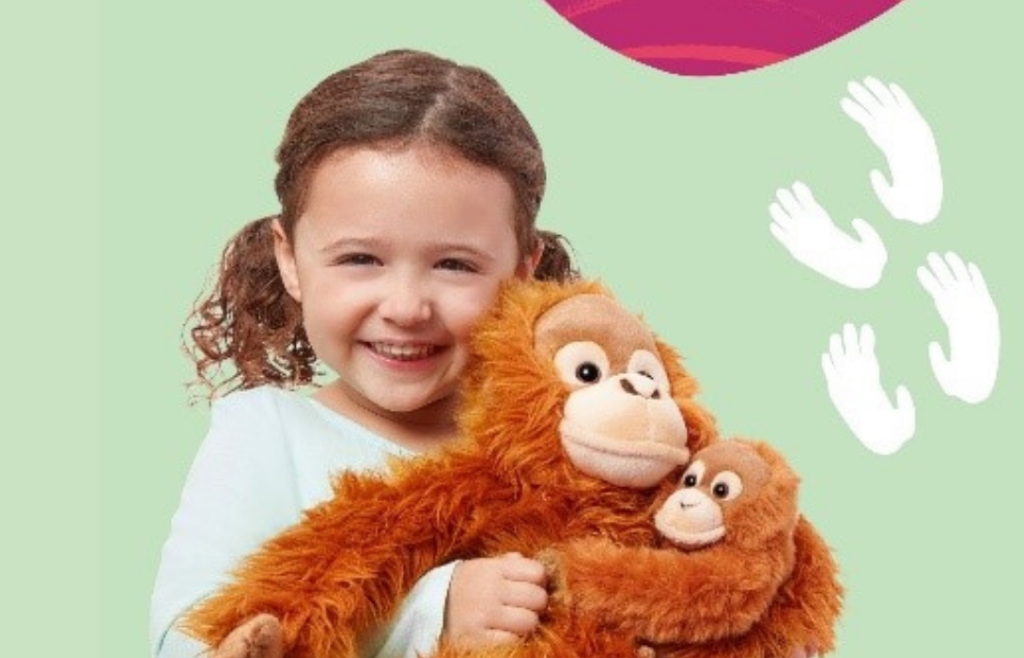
top-left (537, 439), bottom-right (842, 658)
top-left (183, 279), bottom-right (841, 658)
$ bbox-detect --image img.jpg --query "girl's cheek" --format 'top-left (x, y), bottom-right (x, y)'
top-left (449, 290), bottom-right (502, 335)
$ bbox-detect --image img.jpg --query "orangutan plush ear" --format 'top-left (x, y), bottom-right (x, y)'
top-left (655, 337), bottom-right (718, 454)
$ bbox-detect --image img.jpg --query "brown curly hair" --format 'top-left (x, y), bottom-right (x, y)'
top-left (186, 49), bottom-right (578, 400)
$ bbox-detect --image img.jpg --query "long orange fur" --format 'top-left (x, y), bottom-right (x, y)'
top-left (430, 443), bottom-right (841, 658)
top-left (528, 441), bottom-right (842, 658)
top-left (183, 279), bottom-right (839, 658)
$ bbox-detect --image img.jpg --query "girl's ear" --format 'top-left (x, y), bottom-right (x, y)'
top-left (515, 240), bottom-right (545, 280)
top-left (272, 218), bottom-right (303, 302)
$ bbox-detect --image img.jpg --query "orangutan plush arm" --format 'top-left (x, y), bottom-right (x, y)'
top-left (650, 516), bottom-right (843, 658)
top-left (544, 536), bottom-right (791, 644)
top-left (182, 450), bottom-right (507, 658)
top-left (736, 516), bottom-right (843, 656)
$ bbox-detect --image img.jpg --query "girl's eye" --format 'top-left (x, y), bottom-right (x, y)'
top-left (436, 258), bottom-right (477, 273)
top-left (336, 253), bottom-right (380, 266)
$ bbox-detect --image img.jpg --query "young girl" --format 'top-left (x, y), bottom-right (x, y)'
top-left (150, 49), bottom-right (578, 658)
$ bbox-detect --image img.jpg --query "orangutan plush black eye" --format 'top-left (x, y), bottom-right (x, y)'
top-left (683, 474), bottom-right (698, 487)
top-left (713, 483), bottom-right (730, 498)
top-left (576, 362), bottom-right (602, 383)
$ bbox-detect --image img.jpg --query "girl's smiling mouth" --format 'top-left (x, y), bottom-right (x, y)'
top-left (364, 342), bottom-right (444, 362)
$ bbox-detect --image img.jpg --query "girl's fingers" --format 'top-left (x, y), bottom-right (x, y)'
top-left (481, 629), bottom-right (520, 646)
top-left (501, 580), bottom-right (549, 611)
top-left (499, 553), bottom-right (547, 585)
top-left (491, 606), bottom-right (540, 636)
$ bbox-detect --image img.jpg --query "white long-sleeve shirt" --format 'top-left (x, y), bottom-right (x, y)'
top-left (150, 386), bottom-right (456, 658)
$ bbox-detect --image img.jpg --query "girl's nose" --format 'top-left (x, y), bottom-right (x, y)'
top-left (379, 280), bottom-right (432, 326)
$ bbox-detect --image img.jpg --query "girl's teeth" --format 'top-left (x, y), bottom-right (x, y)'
top-left (372, 343), bottom-right (437, 360)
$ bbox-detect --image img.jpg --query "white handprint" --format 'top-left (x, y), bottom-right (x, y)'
top-left (769, 181), bottom-right (887, 289)
top-left (822, 323), bottom-right (915, 456)
top-left (841, 77), bottom-right (943, 224)
top-left (917, 252), bottom-right (1000, 403)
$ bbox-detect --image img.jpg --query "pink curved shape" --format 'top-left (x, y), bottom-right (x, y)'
top-left (544, 0), bottom-right (906, 75)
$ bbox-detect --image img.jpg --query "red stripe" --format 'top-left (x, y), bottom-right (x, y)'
top-left (620, 43), bottom-right (788, 66)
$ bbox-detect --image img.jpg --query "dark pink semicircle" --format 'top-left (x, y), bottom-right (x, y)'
top-left (545, 0), bottom-right (906, 75)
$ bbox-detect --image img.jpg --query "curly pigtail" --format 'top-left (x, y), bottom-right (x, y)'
top-left (186, 216), bottom-right (317, 400)
top-left (533, 229), bottom-right (579, 283)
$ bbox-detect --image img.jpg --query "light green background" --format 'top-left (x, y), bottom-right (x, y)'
top-left (15, 0), bottom-right (1013, 656)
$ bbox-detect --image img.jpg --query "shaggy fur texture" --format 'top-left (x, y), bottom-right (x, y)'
top-left (183, 279), bottom-right (840, 658)
top-left (429, 442), bottom-right (842, 658)
top-left (183, 279), bottom-right (717, 658)
top-left (524, 440), bottom-right (843, 658)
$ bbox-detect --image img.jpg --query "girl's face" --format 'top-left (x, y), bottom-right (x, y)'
top-left (275, 144), bottom-right (533, 428)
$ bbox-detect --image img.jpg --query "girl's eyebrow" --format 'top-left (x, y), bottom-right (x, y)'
top-left (320, 237), bottom-right (496, 263)
top-left (319, 237), bottom-right (384, 254)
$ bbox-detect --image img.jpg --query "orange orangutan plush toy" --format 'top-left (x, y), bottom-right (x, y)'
top-left (183, 279), bottom-right (841, 658)
top-left (533, 439), bottom-right (842, 658)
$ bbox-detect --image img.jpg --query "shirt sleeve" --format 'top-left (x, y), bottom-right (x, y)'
top-left (366, 561), bottom-right (460, 658)
top-left (150, 389), bottom-right (460, 658)
top-left (150, 390), bottom-right (302, 658)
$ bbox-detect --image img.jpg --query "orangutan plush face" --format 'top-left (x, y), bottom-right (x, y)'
top-left (653, 440), bottom-right (799, 549)
top-left (532, 294), bottom-right (691, 488)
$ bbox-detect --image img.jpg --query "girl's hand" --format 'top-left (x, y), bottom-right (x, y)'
top-left (444, 552), bottom-right (549, 649)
